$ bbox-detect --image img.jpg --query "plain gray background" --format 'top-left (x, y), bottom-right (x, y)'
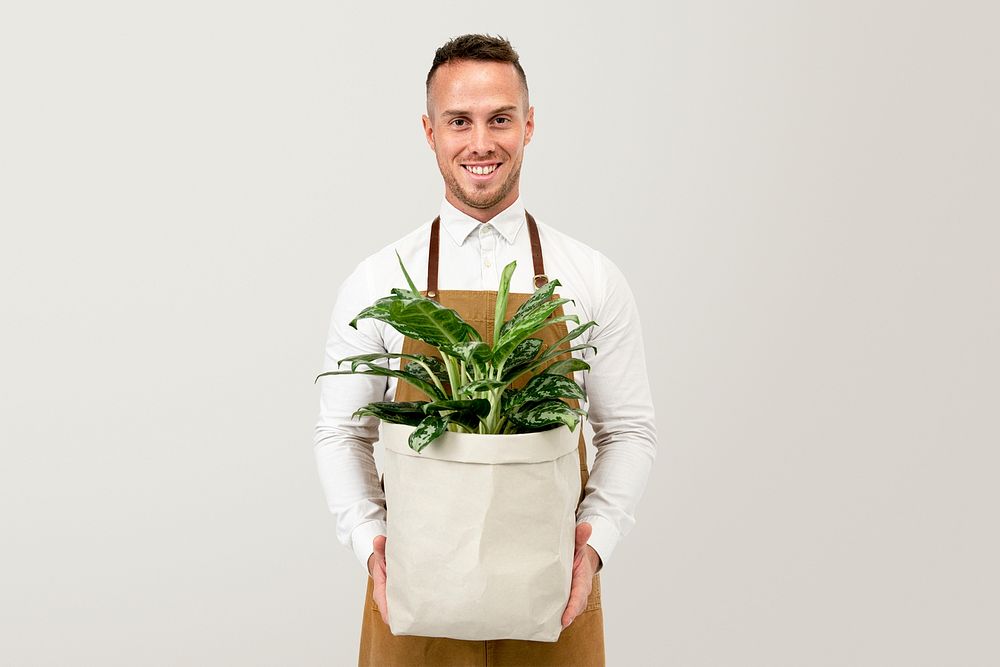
top-left (2, 1), bottom-right (998, 665)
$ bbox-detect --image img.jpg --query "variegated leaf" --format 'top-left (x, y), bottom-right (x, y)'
top-left (351, 292), bottom-right (480, 348)
top-left (512, 343), bottom-right (598, 380)
top-left (352, 402), bottom-right (428, 426)
top-left (315, 366), bottom-right (446, 401)
top-left (439, 341), bottom-right (492, 370)
top-left (335, 352), bottom-right (441, 375)
top-left (542, 358), bottom-right (591, 377)
top-left (458, 379), bottom-right (507, 395)
top-left (507, 338), bottom-right (543, 367)
top-left (507, 399), bottom-right (583, 431)
top-left (492, 299), bottom-right (576, 367)
top-left (424, 399), bottom-right (491, 418)
top-left (504, 373), bottom-right (584, 414)
top-left (409, 414), bottom-right (447, 452)
top-left (547, 320), bottom-right (597, 353)
top-left (497, 279), bottom-right (562, 339)
top-left (402, 356), bottom-right (449, 384)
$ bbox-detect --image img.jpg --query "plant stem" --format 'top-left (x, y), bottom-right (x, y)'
top-left (407, 358), bottom-right (447, 399)
top-left (443, 355), bottom-right (462, 401)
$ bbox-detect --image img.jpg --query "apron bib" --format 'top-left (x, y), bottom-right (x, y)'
top-left (358, 213), bottom-right (605, 666)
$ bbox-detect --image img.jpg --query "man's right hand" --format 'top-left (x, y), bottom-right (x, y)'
top-left (367, 535), bottom-right (389, 626)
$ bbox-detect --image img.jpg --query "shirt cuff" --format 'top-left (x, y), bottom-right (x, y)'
top-left (577, 514), bottom-right (621, 569)
top-left (350, 519), bottom-right (388, 573)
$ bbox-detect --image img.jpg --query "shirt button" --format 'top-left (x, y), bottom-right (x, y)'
top-left (484, 259), bottom-right (492, 268)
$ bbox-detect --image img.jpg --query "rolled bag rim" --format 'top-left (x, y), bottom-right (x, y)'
top-left (380, 421), bottom-right (583, 464)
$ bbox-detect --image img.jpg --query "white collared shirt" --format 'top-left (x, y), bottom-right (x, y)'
top-left (314, 196), bottom-right (657, 569)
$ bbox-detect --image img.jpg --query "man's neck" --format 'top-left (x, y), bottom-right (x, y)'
top-left (445, 189), bottom-right (520, 223)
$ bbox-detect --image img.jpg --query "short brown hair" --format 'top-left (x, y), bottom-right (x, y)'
top-left (426, 34), bottom-right (528, 99)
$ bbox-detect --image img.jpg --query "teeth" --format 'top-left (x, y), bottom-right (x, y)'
top-left (465, 164), bottom-right (497, 175)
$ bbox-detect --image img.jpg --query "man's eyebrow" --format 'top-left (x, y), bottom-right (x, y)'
top-left (440, 105), bottom-right (519, 118)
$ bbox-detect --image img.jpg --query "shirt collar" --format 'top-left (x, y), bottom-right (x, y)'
top-left (438, 196), bottom-right (526, 246)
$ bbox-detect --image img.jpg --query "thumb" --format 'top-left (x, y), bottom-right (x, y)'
top-left (575, 522), bottom-right (592, 551)
top-left (373, 534), bottom-right (387, 557)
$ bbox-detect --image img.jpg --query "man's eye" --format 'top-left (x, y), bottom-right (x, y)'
top-left (451, 119), bottom-right (468, 127)
top-left (494, 117), bottom-right (510, 125)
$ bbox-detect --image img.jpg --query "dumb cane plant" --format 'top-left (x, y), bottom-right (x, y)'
top-left (316, 254), bottom-right (597, 453)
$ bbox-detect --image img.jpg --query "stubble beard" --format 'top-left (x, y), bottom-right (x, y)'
top-left (442, 157), bottom-right (522, 212)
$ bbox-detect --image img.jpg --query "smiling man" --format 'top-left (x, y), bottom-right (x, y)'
top-left (424, 57), bottom-right (532, 220)
top-left (314, 34), bottom-right (657, 666)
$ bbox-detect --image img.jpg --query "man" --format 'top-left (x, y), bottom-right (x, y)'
top-left (315, 34), bottom-right (656, 666)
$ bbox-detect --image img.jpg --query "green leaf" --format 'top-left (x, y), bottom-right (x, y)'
top-left (396, 251), bottom-right (420, 294)
top-left (542, 358), bottom-right (591, 376)
top-left (493, 260), bottom-right (517, 345)
top-left (444, 412), bottom-right (480, 431)
top-left (504, 373), bottom-right (584, 414)
top-left (542, 343), bottom-right (597, 361)
top-left (404, 356), bottom-right (449, 385)
top-left (409, 414), bottom-right (447, 452)
top-left (499, 340), bottom-right (544, 382)
top-left (457, 379), bottom-right (507, 395)
top-left (508, 337), bottom-right (543, 367)
top-left (336, 352), bottom-right (439, 373)
top-left (352, 402), bottom-right (428, 426)
top-left (547, 320), bottom-right (597, 353)
top-left (500, 387), bottom-right (517, 414)
top-left (492, 300), bottom-right (577, 368)
top-left (339, 354), bottom-right (449, 396)
top-left (350, 292), bottom-right (480, 347)
top-left (424, 399), bottom-right (491, 418)
top-left (509, 343), bottom-right (598, 382)
top-left (439, 341), bottom-right (492, 369)
top-left (498, 279), bottom-right (562, 340)
top-left (507, 399), bottom-right (583, 431)
top-left (315, 366), bottom-right (446, 401)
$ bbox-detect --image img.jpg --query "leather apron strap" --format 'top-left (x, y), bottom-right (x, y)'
top-left (426, 212), bottom-right (547, 299)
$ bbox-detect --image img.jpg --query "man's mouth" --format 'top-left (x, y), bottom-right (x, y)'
top-left (462, 163), bottom-right (501, 177)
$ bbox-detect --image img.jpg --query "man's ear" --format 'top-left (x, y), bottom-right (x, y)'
top-left (523, 106), bottom-right (535, 146)
top-left (422, 115), bottom-right (435, 151)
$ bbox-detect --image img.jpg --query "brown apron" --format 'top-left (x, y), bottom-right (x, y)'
top-left (358, 213), bottom-right (605, 666)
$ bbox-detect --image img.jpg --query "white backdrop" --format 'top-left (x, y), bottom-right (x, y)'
top-left (2, 1), bottom-right (998, 665)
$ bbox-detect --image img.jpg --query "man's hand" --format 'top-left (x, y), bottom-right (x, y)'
top-left (367, 535), bottom-right (389, 626)
top-left (561, 522), bottom-right (602, 628)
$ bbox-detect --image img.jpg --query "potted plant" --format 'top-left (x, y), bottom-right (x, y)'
top-left (316, 255), bottom-right (597, 642)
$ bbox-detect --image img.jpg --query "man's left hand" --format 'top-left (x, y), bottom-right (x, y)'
top-left (561, 522), bottom-right (601, 628)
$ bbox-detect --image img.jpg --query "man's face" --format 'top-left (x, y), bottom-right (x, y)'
top-left (422, 60), bottom-right (534, 221)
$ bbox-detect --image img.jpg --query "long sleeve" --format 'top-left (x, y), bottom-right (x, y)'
top-left (313, 261), bottom-right (391, 571)
top-left (313, 203), bottom-right (657, 572)
top-left (575, 252), bottom-right (658, 565)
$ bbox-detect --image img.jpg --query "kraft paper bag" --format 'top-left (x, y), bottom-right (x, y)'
top-left (380, 422), bottom-right (582, 642)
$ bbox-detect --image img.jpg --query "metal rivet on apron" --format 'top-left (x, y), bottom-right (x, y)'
top-left (533, 274), bottom-right (548, 288)
top-left (427, 291), bottom-right (437, 298)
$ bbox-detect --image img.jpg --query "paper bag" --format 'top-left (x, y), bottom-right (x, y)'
top-left (380, 422), bottom-right (582, 642)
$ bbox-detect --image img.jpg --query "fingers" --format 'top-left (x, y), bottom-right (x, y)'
top-left (374, 583), bottom-right (389, 625)
top-left (574, 522), bottom-right (592, 553)
top-left (561, 566), bottom-right (594, 628)
top-left (368, 535), bottom-right (387, 577)
top-left (561, 586), bottom-right (590, 627)
top-left (373, 578), bottom-right (389, 625)
top-left (371, 535), bottom-right (389, 625)
top-left (563, 525), bottom-right (596, 628)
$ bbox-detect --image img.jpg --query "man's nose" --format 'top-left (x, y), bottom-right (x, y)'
top-left (469, 123), bottom-right (495, 155)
